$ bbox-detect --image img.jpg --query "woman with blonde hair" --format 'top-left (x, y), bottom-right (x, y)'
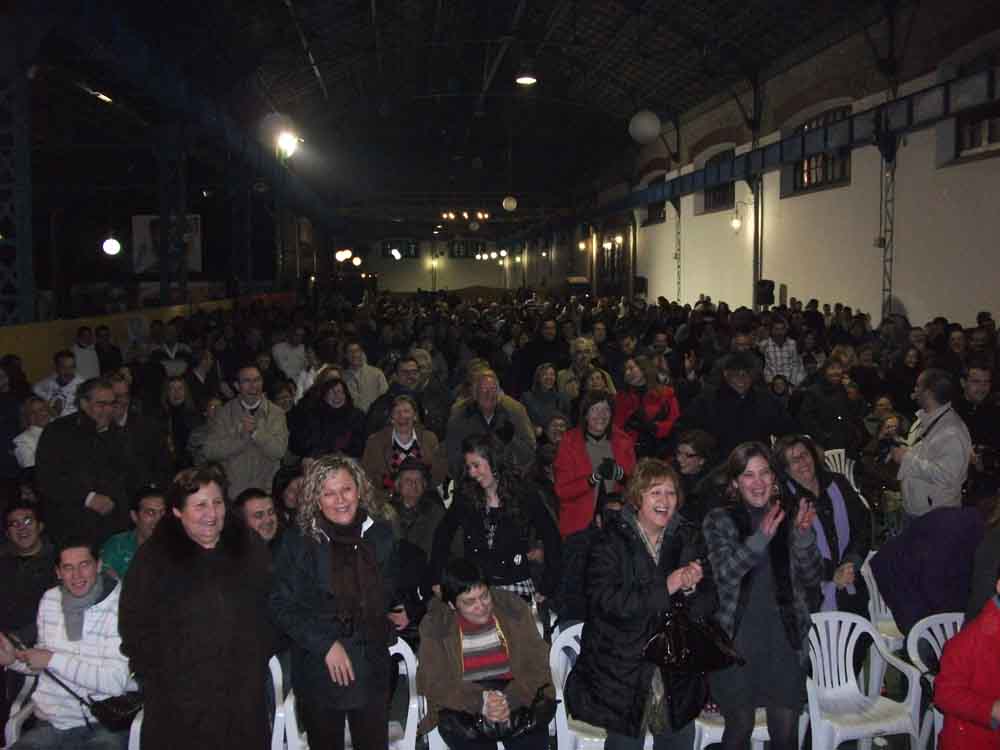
top-left (270, 454), bottom-right (399, 750)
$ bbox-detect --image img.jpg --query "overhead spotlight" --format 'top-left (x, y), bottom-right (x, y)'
top-left (102, 236), bottom-right (121, 256)
top-left (499, 249), bottom-right (508, 257)
top-left (433, 230), bottom-right (439, 235)
top-left (352, 256), bottom-right (362, 267)
top-left (514, 256), bottom-right (522, 263)
top-left (94, 91), bottom-right (113, 104)
top-left (342, 248), bottom-right (353, 260)
top-left (276, 130), bottom-right (300, 158)
top-left (603, 241), bottom-right (613, 251)
top-left (502, 196), bottom-right (517, 212)
top-left (498, 260), bottom-right (504, 266)
top-left (462, 211), bottom-right (470, 220)
top-left (578, 241), bottom-right (586, 251)
top-left (436, 224), bottom-right (443, 229)
top-left (490, 251), bottom-right (498, 259)
top-left (361, 272), bottom-right (367, 279)
top-left (475, 253), bottom-right (482, 260)
top-left (541, 251), bottom-right (548, 258)
top-left (483, 212), bottom-right (490, 220)
top-left (309, 274), bottom-right (316, 282)
top-left (441, 212), bottom-right (449, 220)
top-left (391, 248), bottom-right (402, 260)
top-left (515, 58), bottom-right (537, 86)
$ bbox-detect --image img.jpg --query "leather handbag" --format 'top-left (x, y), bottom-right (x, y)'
top-left (642, 600), bottom-right (745, 674)
top-left (42, 665), bottom-right (143, 732)
top-left (437, 685), bottom-right (556, 742)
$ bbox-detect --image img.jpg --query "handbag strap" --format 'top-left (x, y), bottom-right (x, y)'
top-left (42, 667), bottom-right (94, 727)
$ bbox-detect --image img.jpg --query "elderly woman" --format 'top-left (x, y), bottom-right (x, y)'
top-left (702, 442), bottom-right (822, 750)
top-left (119, 465), bottom-right (275, 750)
top-left (430, 434), bottom-right (561, 603)
top-left (565, 459), bottom-right (714, 749)
top-left (521, 362), bottom-right (571, 436)
top-left (554, 389), bottom-right (636, 538)
top-left (774, 435), bottom-right (871, 615)
top-left (269, 455), bottom-right (399, 750)
top-left (416, 558), bottom-right (555, 750)
top-left (614, 355), bottom-right (680, 459)
top-left (362, 394), bottom-right (445, 500)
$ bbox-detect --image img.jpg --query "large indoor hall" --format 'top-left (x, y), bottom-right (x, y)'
top-left (2, 1), bottom-right (1000, 749)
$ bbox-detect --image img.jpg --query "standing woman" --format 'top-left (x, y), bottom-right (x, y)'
top-left (554, 389), bottom-right (636, 538)
top-left (269, 455), bottom-right (399, 750)
top-left (614, 355), bottom-right (680, 459)
top-left (565, 459), bottom-right (714, 749)
top-left (160, 375), bottom-right (201, 470)
top-left (702, 442), bottom-right (822, 750)
top-left (429, 434), bottom-right (561, 603)
top-left (119, 465), bottom-right (275, 750)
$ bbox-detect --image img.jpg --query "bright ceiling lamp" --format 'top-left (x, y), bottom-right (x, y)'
top-left (352, 256), bottom-right (362, 267)
top-left (515, 58), bottom-right (537, 86)
top-left (102, 236), bottom-right (121, 256)
top-left (276, 131), bottom-right (300, 158)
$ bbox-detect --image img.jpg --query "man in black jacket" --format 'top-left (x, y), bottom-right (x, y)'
top-left (682, 351), bottom-right (798, 459)
top-left (34, 377), bottom-right (130, 546)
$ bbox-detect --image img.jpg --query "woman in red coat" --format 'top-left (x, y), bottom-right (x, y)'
top-left (613, 355), bottom-right (680, 459)
top-left (554, 389), bottom-right (636, 538)
top-left (934, 569), bottom-right (1000, 750)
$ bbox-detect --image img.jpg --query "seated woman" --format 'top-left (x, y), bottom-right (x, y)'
top-left (429, 434), bottom-right (561, 603)
top-left (554, 389), bottom-right (636, 538)
top-left (416, 558), bottom-right (555, 750)
top-left (774, 434), bottom-right (871, 616)
top-left (702, 442), bottom-right (822, 750)
top-left (614, 355), bottom-right (681, 459)
top-left (934, 564), bottom-right (1000, 750)
top-left (564, 459), bottom-right (715, 749)
top-left (269, 455), bottom-right (399, 750)
top-left (362, 394), bottom-right (445, 502)
top-left (521, 363), bottom-right (571, 437)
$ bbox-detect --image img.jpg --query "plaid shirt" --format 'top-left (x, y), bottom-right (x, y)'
top-left (759, 337), bottom-right (806, 386)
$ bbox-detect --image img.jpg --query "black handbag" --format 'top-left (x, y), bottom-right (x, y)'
top-left (437, 685), bottom-right (556, 742)
top-left (642, 600), bottom-right (745, 674)
top-left (43, 665), bottom-right (143, 732)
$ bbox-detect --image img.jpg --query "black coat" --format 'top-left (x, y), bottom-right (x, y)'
top-left (268, 515), bottom-right (398, 710)
top-left (0, 542), bottom-right (56, 645)
top-left (119, 518), bottom-right (275, 750)
top-left (564, 512), bottom-right (716, 738)
top-left (288, 400), bottom-right (366, 459)
top-left (797, 381), bottom-right (865, 455)
top-left (35, 412), bottom-right (131, 545)
top-left (682, 383), bottom-right (797, 460)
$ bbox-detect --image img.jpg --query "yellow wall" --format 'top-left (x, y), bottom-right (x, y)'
top-left (1, 300), bottom-right (235, 382)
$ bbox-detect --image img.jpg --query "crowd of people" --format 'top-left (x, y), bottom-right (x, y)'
top-left (1, 290), bottom-right (999, 749)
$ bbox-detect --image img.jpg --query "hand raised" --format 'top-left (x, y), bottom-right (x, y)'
top-left (760, 503), bottom-right (786, 537)
top-left (794, 498), bottom-right (817, 532)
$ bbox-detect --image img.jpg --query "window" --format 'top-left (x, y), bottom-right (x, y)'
top-left (703, 150), bottom-right (735, 212)
top-left (380, 240), bottom-right (419, 259)
top-left (957, 101), bottom-right (1000, 157)
top-left (793, 107), bottom-right (851, 192)
top-left (643, 175), bottom-right (667, 225)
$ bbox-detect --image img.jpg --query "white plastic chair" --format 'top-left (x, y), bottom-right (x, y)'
top-left (4, 674), bottom-right (37, 747)
top-left (860, 554), bottom-right (905, 697)
top-left (906, 612), bottom-right (965, 750)
top-left (128, 709), bottom-right (143, 750)
top-left (283, 640), bottom-right (419, 750)
top-left (824, 448), bottom-right (859, 492)
top-left (269, 655), bottom-right (287, 750)
top-left (694, 707), bottom-right (808, 749)
top-left (807, 612), bottom-right (921, 750)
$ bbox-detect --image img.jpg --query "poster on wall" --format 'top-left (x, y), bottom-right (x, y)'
top-left (132, 214), bottom-right (203, 273)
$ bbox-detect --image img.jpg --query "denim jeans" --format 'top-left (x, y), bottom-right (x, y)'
top-left (9, 720), bottom-right (127, 750)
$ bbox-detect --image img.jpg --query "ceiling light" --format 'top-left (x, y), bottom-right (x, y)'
top-left (433, 230), bottom-right (439, 235)
top-left (462, 211), bottom-right (469, 220)
top-left (352, 256), bottom-right (362, 267)
top-left (515, 58), bottom-right (537, 86)
top-left (276, 131), bottom-right (299, 158)
top-left (603, 241), bottom-right (613, 251)
top-left (629, 109), bottom-right (661, 145)
top-left (342, 249), bottom-right (352, 260)
top-left (498, 260), bottom-right (504, 266)
top-left (499, 249), bottom-right (508, 257)
top-left (475, 253), bottom-right (482, 260)
top-left (515, 257), bottom-right (521, 263)
top-left (483, 212), bottom-right (490, 220)
top-left (614, 234), bottom-right (624, 245)
top-left (441, 212), bottom-right (449, 220)
top-left (541, 251), bottom-right (547, 258)
top-left (95, 92), bottom-right (113, 104)
top-left (578, 241), bottom-right (586, 251)
top-left (309, 274), bottom-right (316, 282)
top-left (391, 248), bottom-right (402, 260)
top-left (502, 196), bottom-right (517, 212)
top-left (102, 236), bottom-right (121, 256)
top-left (730, 214), bottom-right (742, 231)
top-left (490, 251), bottom-right (498, 259)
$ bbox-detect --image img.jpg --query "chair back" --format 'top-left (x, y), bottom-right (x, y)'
top-left (808, 611), bottom-right (875, 695)
top-left (549, 623), bottom-right (583, 749)
top-left (906, 612), bottom-right (965, 678)
top-left (860, 555), bottom-right (896, 630)
top-left (824, 448), bottom-right (859, 492)
top-left (389, 638), bottom-right (421, 750)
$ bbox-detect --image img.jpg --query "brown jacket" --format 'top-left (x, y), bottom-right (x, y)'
top-left (361, 425), bottom-right (446, 501)
top-left (416, 590), bottom-right (554, 734)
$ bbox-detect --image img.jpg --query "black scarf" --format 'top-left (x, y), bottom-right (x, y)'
top-left (326, 511), bottom-right (388, 647)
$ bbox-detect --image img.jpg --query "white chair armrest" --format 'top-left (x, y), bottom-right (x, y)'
top-left (4, 698), bottom-right (35, 747)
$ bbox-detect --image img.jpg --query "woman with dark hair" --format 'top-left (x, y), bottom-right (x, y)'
top-left (886, 346), bottom-right (924, 419)
top-left (429, 434), bottom-right (561, 602)
top-left (416, 558), bottom-right (555, 749)
top-left (614, 355), bottom-right (680, 459)
top-left (554, 389), bottom-right (636, 538)
top-left (272, 465), bottom-right (305, 527)
top-left (119, 464), bottom-right (275, 750)
top-left (269, 454), bottom-right (398, 750)
top-left (288, 377), bottom-right (366, 459)
top-left (521, 362), bottom-right (571, 436)
top-left (773, 434), bottom-right (871, 616)
top-left (702, 442), bottom-right (822, 750)
top-left (565, 459), bottom-right (715, 749)
top-left (160, 375), bottom-right (201, 470)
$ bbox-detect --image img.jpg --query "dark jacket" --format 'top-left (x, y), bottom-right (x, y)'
top-left (429, 482), bottom-right (562, 596)
top-left (682, 384), bottom-right (797, 460)
top-left (564, 510), bottom-right (716, 737)
top-left (288, 400), bottom-right (366, 459)
top-left (269, 514), bottom-right (398, 710)
top-left (35, 412), bottom-right (130, 546)
top-left (702, 503), bottom-right (822, 665)
top-left (119, 518), bottom-right (275, 750)
top-left (391, 492), bottom-right (447, 633)
top-left (797, 381), bottom-right (865, 455)
top-left (416, 590), bottom-right (554, 734)
top-left (0, 541), bottom-right (57, 645)
top-left (870, 507), bottom-right (985, 634)
top-left (966, 526), bottom-right (1000, 621)
top-left (120, 412), bottom-right (172, 488)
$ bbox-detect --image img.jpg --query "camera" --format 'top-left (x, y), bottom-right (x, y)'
top-left (878, 437), bottom-right (905, 463)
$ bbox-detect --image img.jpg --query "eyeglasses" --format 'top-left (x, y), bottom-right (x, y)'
top-left (7, 517), bottom-right (35, 530)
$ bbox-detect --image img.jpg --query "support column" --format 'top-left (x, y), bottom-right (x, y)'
top-left (0, 42), bottom-right (36, 323)
top-left (669, 197), bottom-right (681, 302)
top-left (877, 113), bottom-right (899, 320)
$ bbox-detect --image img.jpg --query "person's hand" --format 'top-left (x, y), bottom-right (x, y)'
top-left (526, 546), bottom-right (544, 563)
top-left (878, 422), bottom-right (896, 440)
top-left (387, 608), bottom-right (409, 631)
top-left (0, 633), bottom-right (16, 667)
top-left (667, 561), bottom-right (704, 594)
top-left (88, 494), bottom-right (115, 516)
top-left (483, 691), bottom-right (510, 723)
top-left (17, 648), bottom-right (52, 671)
top-left (324, 641), bottom-right (355, 686)
top-left (991, 699), bottom-right (1000, 724)
top-left (241, 414), bottom-right (257, 436)
top-left (833, 562), bottom-right (856, 589)
top-left (890, 445), bottom-right (908, 464)
top-left (597, 458), bottom-right (624, 482)
top-left (794, 498), bottom-right (817, 532)
top-left (760, 503), bottom-right (786, 537)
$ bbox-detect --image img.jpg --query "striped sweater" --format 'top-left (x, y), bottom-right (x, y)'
top-left (8, 581), bottom-right (130, 730)
top-left (458, 614), bottom-right (513, 683)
